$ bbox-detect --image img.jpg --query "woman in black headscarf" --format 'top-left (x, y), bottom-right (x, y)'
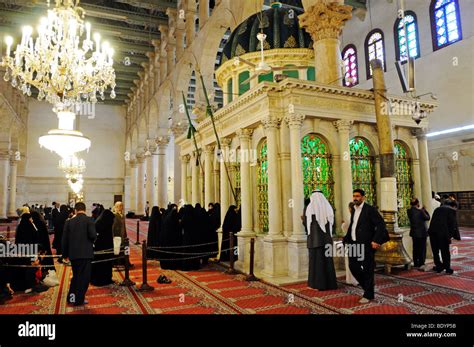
top-left (52, 204), bottom-right (69, 263)
top-left (220, 205), bottom-right (241, 261)
top-left (180, 205), bottom-right (200, 270)
top-left (11, 213), bottom-right (39, 292)
top-left (147, 206), bottom-right (162, 259)
top-left (30, 211), bottom-right (55, 270)
top-left (206, 203), bottom-right (220, 264)
top-left (159, 204), bottom-right (181, 270)
top-left (91, 209), bottom-right (115, 286)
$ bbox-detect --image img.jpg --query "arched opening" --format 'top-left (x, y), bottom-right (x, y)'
top-left (257, 139), bottom-right (268, 233)
top-left (395, 141), bottom-right (414, 227)
top-left (350, 137), bottom-right (377, 207)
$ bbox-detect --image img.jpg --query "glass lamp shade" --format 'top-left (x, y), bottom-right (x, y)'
top-left (39, 129), bottom-right (91, 158)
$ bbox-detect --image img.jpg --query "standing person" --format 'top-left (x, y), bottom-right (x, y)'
top-left (428, 200), bottom-right (461, 274)
top-left (145, 201), bottom-right (150, 219)
top-left (407, 198), bottom-right (430, 271)
top-left (91, 209), bottom-right (115, 286)
top-left (112, 201), bottom-right (133, 268)
top-left (181, 205), bottom-right (200, 270)
top-left (431, 192), bottom-right (441, 211)
top-left (31, 211), bottom-right (55, 271)
top-left (220, 205), bottom-right (240, 262)
top-left (146, 206), bottom-right (162, 259)
top-left (341, 202), bottom-right (358, 285)
top-left (62, 202), bottom-right (97, 306)
top-left (53, 205), bottom-right (69, 264)
top-left (343, 189), bottom-right (389, 303)
top-left (51, 202), bottom-right (59, 231)
top-left (159, 204), bottom-right (181, 270)
top-left (303, 190), bottom-right (337, 291)
top-left (207, 203), bottom-right (220, 262)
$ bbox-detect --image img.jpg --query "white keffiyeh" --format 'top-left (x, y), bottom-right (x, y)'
top-left (305, 191), bottom-right (334, 235)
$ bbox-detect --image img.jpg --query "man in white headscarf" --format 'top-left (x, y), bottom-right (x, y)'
top-left (303, 190), bottom-right (337, 290)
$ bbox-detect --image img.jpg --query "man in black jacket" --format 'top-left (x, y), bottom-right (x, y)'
top-left (62, 202), bottom-right (97, 306)
top-left (407, 198), bottom-right (430, 270)
top-left (428, 200), bottom-right (461, 274)
top-left (343, 189), bottom-right (389, 303)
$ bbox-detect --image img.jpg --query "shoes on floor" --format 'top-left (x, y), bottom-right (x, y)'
top-left (418, 265), bottom-right (426, 272)
top-left (24, 288), bottom-right (33, 294)
top-left (358, 297), bottom-right (371, 304)
top-left (157, 275), bottom-right (172, 284)
top-left (445, 268), bottom-right (454, 275)
top-left (432, 266), bottom-right (444, 273)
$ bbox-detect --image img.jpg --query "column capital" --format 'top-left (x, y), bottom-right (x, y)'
top-left (129, 159), bottom-right (138, 168)
top-left (171, 123), bottom-right (188, 138)
top-left (136, 154), bottom-right (146, 164)
top-left (236, 128), bottom-right (253, 140)
top-left (262, 117), bottom-right (280, 130)
top-left (156, 135), bottom-right (171, 148)
top-left (204, 145), bottom-right (215, 154)
top-left (411, 128), bottom-right (429, 140)
top-left (220, 137), bottom-right (232, 148)
top-left (333, 119), bottom-right (354, 132)
top-left (285, 114), bottom-right (305, 128)
top-left (182, 154), bottom-right (191, 163)
top-left (298, 2), bottom-right (352, 41)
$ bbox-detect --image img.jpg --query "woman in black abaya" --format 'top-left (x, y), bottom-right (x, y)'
top-left (159, 205), bottom-right (181, 270)
top-left (52, 204), bottom-right (69, 263)
top-left (91, 209), bottom-right (115, 286)
top-left (181, 205), bottom-right (201, 270)
top-left (206, 203), bottom-right (220, 262)
top-left (31, 211), bottom-right (55, 271)
top-left (147, 206), bottom-right (162, 259)
top-left (220, 205), bottom-right (240, 261)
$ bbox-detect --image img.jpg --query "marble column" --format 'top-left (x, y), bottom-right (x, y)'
top-left (0, 152), bottom-right (10, 220)
top-left (213, 157), bottom-right (220, 203)
top-left (146, 144), bottom-right (158, 207)
top-left (299, 1), bottom-right (352, 85)
top-left (129, 159), bottom-right (138, 213)
top-left (415, 129), bottom-right (434, 215)
top-left (136, 155), bottom-right (146, 215)
top-left (262, 118), bottom-right (287, 278)
top-left (334, 120), bottom-right (353, 225)
top-left (191, 151), bottom-right (200, 205)
top-left (185, 8), bottom-right (196, 47)
top-left (286, 114), bottom-right (307, 280)
top-left (7, 156), bottom-right (18, 217)
top-left (279, 120), bottom-right (292, 237)
top-left (218, 138), bottom-right (232, 259)
top-left (412, 159), bottom-right (422, 205)
top-left (181, 155), bottom-right (190, 203)
top-left (204, 145), bottom-right (214, 207)
top-left (156, 137), bottom-right (170, 208)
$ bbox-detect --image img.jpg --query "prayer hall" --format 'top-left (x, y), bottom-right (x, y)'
top-left (0, 1), bottom-right (473, 343)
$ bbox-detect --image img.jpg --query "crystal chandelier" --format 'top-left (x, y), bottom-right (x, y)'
top-left (58, 154), bottom-right (86, 175)
top-left (67, 173), bottom-right (84, 194)
top-left (1, 0), bottom-right (116, 106)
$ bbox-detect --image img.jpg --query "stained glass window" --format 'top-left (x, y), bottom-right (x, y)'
top-left (431, 0), bottom-right (462, 50)
top-left (350, 137), bottom-right (377, 206)
top-left (365, 29), bottom-right (386, 79)
top-left (395, 141), bottom-right (414, 227)
top-left (342, 45), bottom-right (358, 87)
top-left (395, 12), bottom-right (420, 62)
top-left (257, 142), bottom-right (269, 233)
top-left (301, 134), bottom-right (335, 207)
top-left (234, 150), bottom-right (241, 207)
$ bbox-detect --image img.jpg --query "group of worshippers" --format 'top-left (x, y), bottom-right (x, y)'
top-left (0, 201), bottom-right (130, 306)
top-left (146, 202), bottom-right (241, 272)
top-left (303, 188), bottom-right (461, 303)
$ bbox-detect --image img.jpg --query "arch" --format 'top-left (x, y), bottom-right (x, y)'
top-left (300, 133), bottom-right (335, 206)
top-left (350, 136), bottom-right (377, 207)
top-left (394, 140), bottom-right (414, 227)
top-left (430, 0), bottom-right (462, 51)
top-left (394, 10), bottom-right (420, 62)
top-left (148, 98), bottom-right (159, 138)
top-left (342, 44), bottom-right (358, 87)
top-left (365, 29), bottom-right (386, 79)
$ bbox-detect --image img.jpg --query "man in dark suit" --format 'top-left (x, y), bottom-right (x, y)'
top-left (343, 189), bottom-right (389, 303)
top-left (62, 202), bottom-right (97, 306)
top-left (407, 198), bottom-right (430, 270)
top-left (51, 202), bottom-right (59, 231)
top-left (428, 200), bottom-right (460, 274)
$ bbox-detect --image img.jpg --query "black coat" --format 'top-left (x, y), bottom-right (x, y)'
top-left (343, 203), bottom-right (389, 246)
top-left (407, 207), bottom-right (430, 238)
top-left (62, 214), bottom-right (97, 260)
top-left (428, 206), bottom-right (461, 243)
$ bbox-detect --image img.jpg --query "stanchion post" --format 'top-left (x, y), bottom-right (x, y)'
top-left (120, 238), bottom-right (136, 286)
top-left (135, 220), bottom-right (140, 245)
top-left (246, 238), bottom-right (258, 281)
top-left (225, 232), bottom-right (237, 275)
top-left (138, 240), bottom-right (154, 291)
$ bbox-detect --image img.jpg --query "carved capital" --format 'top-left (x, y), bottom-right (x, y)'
top-left (411, 128), bottom-right (429, 140)
top-left (182, 154), bottom-right (191, 163)
top-left (220, 137), bottom-right (232, 148)
top-left (262, 117), bottom-right (280, 130)
top-left (204, 145), bottom-right (215, 154)
top-left (333, 119), bottom-right (353, 132)
top-left (299, 2), bottom-right (352, 41)
top-left (156, 135), bottom-right (170, 148)
top-left (236, 128), bottom-right (253, 140)
top-left (285, 114), bottom-right (305, 128)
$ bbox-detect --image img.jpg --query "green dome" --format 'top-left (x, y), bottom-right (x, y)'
top-left (221, 2), bottom-right (312, 65)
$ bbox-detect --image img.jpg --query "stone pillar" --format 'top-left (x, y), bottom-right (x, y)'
top-left (204, 145), bottom-right (214, 207)
top-left (181, 155), bottom-right (190, 203)
top-left (415, 129), bottom-right (434, 215)
top-left (191, 151), bottom-right (201, 205)
top-left (285, 114), bottom-right (307, 280)
top-left (0, 152), bottom-right (10, 220)
top-left (129, 159), bottom-right (138, 213)
top-left (176, 12), bottom-right (186, 60)
top-left (7, 156), bottom-right (18, 217)
top-left (136, 155), bottom-right (146, 215)
top-left (412, 158), bottom-right (422, 203)
top-left (158, 26), bottom-right (168, 80)
top-left (218, 138), bottom-right (232, 259)
top-left (166, 8), bottom-right (177, 71)
top-left (299, 1), bottom-right (352, 85)
top-left (213, 157), bottom-right (220, 203)
top-left (185, 8), bottom-right (196, 47)
top-left (199, 0), bottom-right (209, 29)
top-left (334, 120), bottom-right (353, 225)
top-left (146, 144), bottom-right (158, 207)
top-left (156, 136), bottom-right (170, 208)
top-left (262, 118), bottom-right (287, 279)
top-left (279, 120), bottom-right (292, 237)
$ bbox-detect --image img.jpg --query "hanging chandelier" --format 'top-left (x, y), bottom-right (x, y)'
top-left (58, 154), bottom-right (86, 175)
top-left (67, 173), bottom-right (84, 194)
top-left (1, 0), bottom-right (116, 106)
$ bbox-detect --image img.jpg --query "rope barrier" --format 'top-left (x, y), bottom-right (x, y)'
top-left (146, 238), bottom-right (229, 250)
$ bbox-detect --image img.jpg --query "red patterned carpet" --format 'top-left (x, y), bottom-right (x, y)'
top-left (1, 221), bottom-right (473, 315)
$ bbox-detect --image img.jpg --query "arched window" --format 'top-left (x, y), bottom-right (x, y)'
top-left (258, 71), bottom-right (274, 83)
top-left (430, 0), bottom-right (462, 51)
top-left (342, 44), bottom-right (358, 87)
top-left (365, 29), bottom-right (386, 79)
top-left (257, 141), bottom-right (268, 233)
top-left (395, 11), bottom-right (420, 62)
top-left (395, 141), bottom-right (414, 227)
top-left (350, 137), bottom-right (377, 206)
top-left (301, 134), bottom-right (335, 206)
